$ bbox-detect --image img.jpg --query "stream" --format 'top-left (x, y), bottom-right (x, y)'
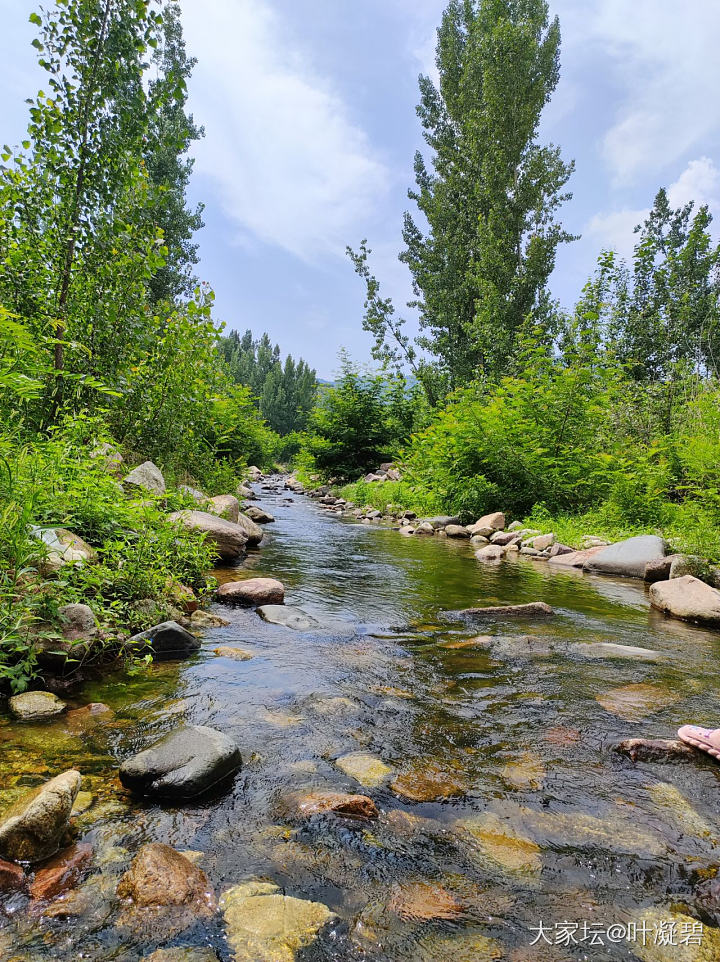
top-left (3, 480), bottom-right (720, 960)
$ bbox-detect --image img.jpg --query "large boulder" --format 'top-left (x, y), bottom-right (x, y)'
top-left (167, 510), bottom-right (248, 559)
top-left (0, 770), bottom-right (81, 862)
top-left (469, 512), bottom-right (505, 534)
top-left (127, 621), bottom-right (200, 660)
top-left (474, 544), bottom-right (507, 562)
top-left (243, 506), bottom-right (275, 524)
top-left (123, 460), bottom-right (165, 495)
top-left (205, 494), bottom-right (240, 524)
top-left (9, 690), bottom-right (67, 721)
top-left (649, 576), bottom-right (720, 626)
top-left (425, 515), bottom-right (460, 530)
top-left (583, 535), bottom-right (665, 579)
top-left (31, 527), bottom-right (97, 574)
top-left (117, 843), bottom-right (215, 912)
top-left (221, 880), bottom-right (335, 962)
top-left (257, 605), bottom-right (319, 631)
top-left (178, 483), bottom-right (205, 502)
top-left (119, 725), bottom-right (242, 799)
top-left (233, 513), bottom-right (264, 546)
top-left (444, 524), bottom-right (470, 539)
top-left (237, 483), bottom-right (257, 501)
top-left (247, 466), bottom-right (262, 481)
top-left (217, 578), bottom-right (285, 606)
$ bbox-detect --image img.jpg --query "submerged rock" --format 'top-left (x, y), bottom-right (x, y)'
top-left (221, 880), bottom-right (335, 962)
top-left (649, 576), bottom-right (720, 626)
top-left (167, 510), bottom-right (248, 559)
top-left (123, 460), bottom-right (166, 495)
top-left (119, 725), bottom-right (242, 799)
top-left (615, 738), bottom-right (698, 763)
top-left (597, 683), bottom-right (680, 721)
top-left (127, 620), bottom-right (200, 659)
top-left (144, 950), bottom-right (219, 962)
top-left (29, 841), bottom-right (92, 901)
top-left (0, 770), bottom-right (81, 862)
top-left (646, 781), bottom-right (717, 839)
top-left (190, 609), bottom-right (230, 629)
top-left (334, 752), bottom-right (393, 788)
top-left (213, 646), bottom-right (254, 661)
top-left (257, 605), bottom-right (319, 630)
top-left (388, 881), bottom-right (464, 921)
top-left (578, 642), bottom-right (661, 661)
top-left (455, 601), bottom-right (554, 620)
top-left (583, 534), bottom-right (666, 579)
top-left (391, 761), bottom-right (468, 802)
top-left (217, 577), bottom-right (285, 606)
top-left (0, 857), bottom-right (26, 893)
top-left (630, 908), bottom-right (720, 962)
top-left (456, 813), bottom-right (542, 879)
top-left (9, 690), bottom-right (67, 721)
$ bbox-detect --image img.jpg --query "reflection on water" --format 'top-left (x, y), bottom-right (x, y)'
top-left (2, 484), bottom-right (720, 960)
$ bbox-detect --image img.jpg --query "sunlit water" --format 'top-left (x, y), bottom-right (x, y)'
top-left (2, 482), bottom-right (720, 960)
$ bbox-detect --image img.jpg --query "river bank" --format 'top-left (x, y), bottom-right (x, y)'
top-left (2, 475), bottom-right (720, 960)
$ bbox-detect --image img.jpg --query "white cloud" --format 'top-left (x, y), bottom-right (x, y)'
top-left (180, 0), bottom-right (389, 261)
top-left (556, 0), bottom-right (720, 184)
top-left (583, 157), bottom-right (720, 258)
top-left (667, 157), bottom-right (720, 212)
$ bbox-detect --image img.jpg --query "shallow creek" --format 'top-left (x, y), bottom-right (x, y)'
top-left (3, 484), bottom-right (720, 960)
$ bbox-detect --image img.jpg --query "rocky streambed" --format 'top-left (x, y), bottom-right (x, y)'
top-left (3, 478), bottom-right (720, 960)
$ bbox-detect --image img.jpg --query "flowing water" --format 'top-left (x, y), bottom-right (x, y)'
top-left (3, 483), bottom-right (720, 961)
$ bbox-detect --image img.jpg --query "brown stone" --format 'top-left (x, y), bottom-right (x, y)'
top-left (167, 510), bottom-right (248, 560)
top-left (0, 858), bottom-right (26, 893)
top-left (117, 843), bottom-right (215, 912)
top-left (615, 738), bottom-right (699, 763)
top-left (388, 881), bottom-right (464, 921)
top-left (217, 577), bottom-right (285, 606)
top-left (649, 575), bottom-right (720, 626)
top-left (547, 545), bottom-right (605, 568)
top-left (30, 842), bottom-right (92, 900)
top-left (596, 683), bottom-right (679, 721)
top-left (213, 646), bottom-right (254, 661)
top-left (65, 702), bottom-right (114, 731)
top-left (391, 763), bottom-right (468, 802)
top-left (287, 791), bottom-right (379, 821)
top-left (644, 555), bottom-right (678, 583)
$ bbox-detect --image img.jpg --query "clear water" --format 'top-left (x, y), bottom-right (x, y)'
top-left (2, 483), bottom-right (720, 961)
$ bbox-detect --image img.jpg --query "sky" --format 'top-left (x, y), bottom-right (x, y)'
top-left (1, 1), bottom-right (719, 378)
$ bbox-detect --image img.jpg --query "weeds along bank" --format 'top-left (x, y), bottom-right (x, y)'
top-left (0, 419), bottom-right (277, 694)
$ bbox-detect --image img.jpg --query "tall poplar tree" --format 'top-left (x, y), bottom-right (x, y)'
top-left (403, 0), bottom-right (575, 385)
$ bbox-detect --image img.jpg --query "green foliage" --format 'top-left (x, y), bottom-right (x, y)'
top-left (301, 354), bottom-right (426, 481)
top-left (220, 329), bottom-right (318, 435)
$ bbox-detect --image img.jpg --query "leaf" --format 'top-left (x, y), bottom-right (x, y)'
top-left (29, 11), bottom-right (42, 25)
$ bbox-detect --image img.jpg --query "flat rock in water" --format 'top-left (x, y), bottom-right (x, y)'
top-left (213, 646), bottom-right (254, 661)
top-left (454, 602), bottom-right (554, 620)
top-left (9, 690), bottom-right (66, 720)
top-left (144, 950), bottom-right (219, 962)
top-left (583, 534), bottom-right (666, 579)
top-left (577, 642), bottom-right (662, 661)
top-left (391, 762), bottom-right (468, 802)
top-left (630, 908), bottom-right (720, 962)
top-left (221, 880), bottom-right (335, 962)
top-left (0, 858), bottom-right (26, 893)
top-left (217, 577), bottom-right (285, 606)
top-left (456, 813), bottom-right (542, 879)
top-left (649, 575), bottom-right (720, 626)
top-left (127, 621), bottom-right (200, 659)
top-left (257, 605), bottom-right (319, 630)
top-left (388, 881), bottom-right (464, 921)
top-left (334, 752), bottom-right (393, 787)
top-left (29, 841), bottom-right (92, 900)
top-left (596, 683), bottom-right (680, 721)
top-left (167, 510), bottom-right (248, 559)
top-left (0, 770), bottom-right (81, 863)
top-left (615, 738), bottom-right (699, 763)
top-left (547, 545), bottom-right (605, 568)
top-left (119, 725), bottom-right (242, 799)
top-left (283, 791), bottom-right (379, 821)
